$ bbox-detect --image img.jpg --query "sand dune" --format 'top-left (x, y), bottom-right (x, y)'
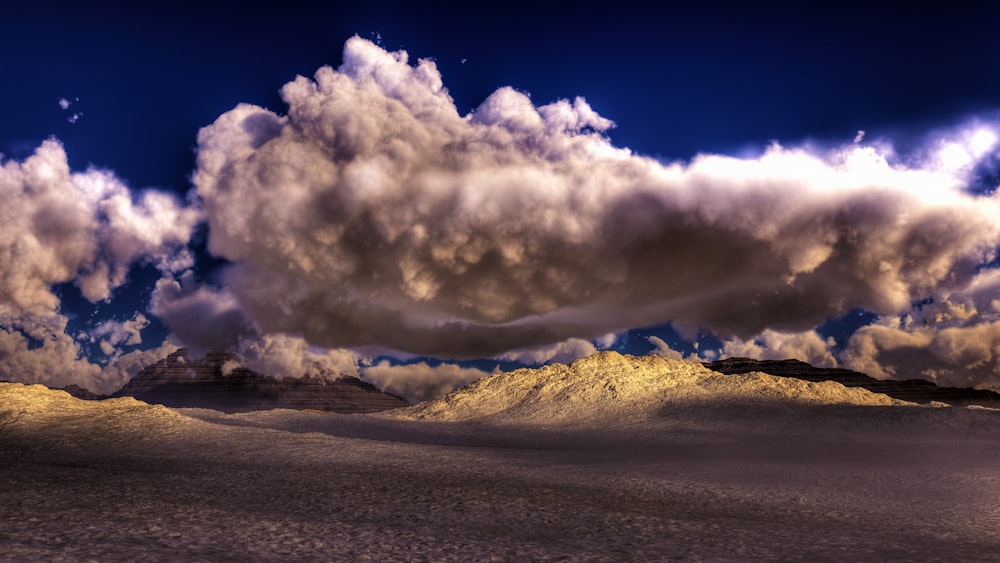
top-left (398, 352), bottom-right (911, 424)
top-left (3, 355), bottom-right (1000, 561)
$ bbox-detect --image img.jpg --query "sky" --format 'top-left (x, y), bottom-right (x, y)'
top-left (3, 1), bottom-right (1000, 400)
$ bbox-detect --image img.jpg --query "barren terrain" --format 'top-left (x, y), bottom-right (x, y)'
top-left (2, 353), bottom-right (999, 561)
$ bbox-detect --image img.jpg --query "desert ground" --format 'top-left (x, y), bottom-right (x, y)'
top-left (3, 353), bottom-right (1000, 561)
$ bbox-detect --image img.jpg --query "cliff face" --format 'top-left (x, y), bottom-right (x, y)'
top-left (704, 357), bottom-right (1000, 407)
top-left (113, 349), bottom-right (409, 413)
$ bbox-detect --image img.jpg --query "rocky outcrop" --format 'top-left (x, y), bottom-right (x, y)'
top-left (704, 358), bottom-right (1000, 407)
top-left (113, 349), bottom-right (409, 413)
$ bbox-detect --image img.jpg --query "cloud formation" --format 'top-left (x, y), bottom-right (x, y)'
top-left (194, 36), bottom-right (1000, 364)
top-left (361, 361), bottom-right (490, 403)
top-left (232, 333), bottom-right (361, 380)
top-left (647, 336), bottom-right (705, 362)
top-left (90, 312), bottom-right (149, 356)
top-left (841, 268), bottom-right (1000, 389)
top-left (496, 333), bottom-right (618, 365)
top-left (719, 329), bottom-right (839, 368)
top-left (0, 140), bottom-right (199, 393)
top-left (0, 140), bottom-right (198, 319)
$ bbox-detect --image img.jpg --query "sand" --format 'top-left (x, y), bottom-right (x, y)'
top-left (2, 353), bottom-right (1000, 561)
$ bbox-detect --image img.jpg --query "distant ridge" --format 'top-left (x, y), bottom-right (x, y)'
top-left (704, 357), bottom-right (1000, 407)
top-left (109, 349), bottom-right (409, 413)
top-left (58, 384), bottom-right (106, 401)
top-left (397, 352), bottom-right (909, 423)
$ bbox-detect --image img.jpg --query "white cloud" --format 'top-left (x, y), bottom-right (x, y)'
top-left (646, 335), bottom-right (705, 362)
top-left (719, 329), bottom-right (838, 368)
top-left (497, 333), bottom-right (618, 365)
top-left (232, 333), bottom-right (361, 380)
top-left (361, 361), bottom-right (490, 403)
top-left (842, 322), bottom-right (1000, 388)
top-left (0, 314), bottom-right (179, 395)
top-left (0, 140), bottom-right (199, 318)
top-left (92, 312), bottom-right (149, 347)
top-left (841, 268), bottom-right (1000, 388)
top-left (933, 125), bottom-right (999, 172)
top-left (193, 37), bottom-right (1000, 364)
top-left (0, 140), bottom-right (199, 393)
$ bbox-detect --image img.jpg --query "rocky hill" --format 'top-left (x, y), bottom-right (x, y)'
top-left (704, 357), bottom-right (1000, 407)
top-left (396, 351), bottom-right (910, 423)
top-left (112, 349), bottom-right (409, 413)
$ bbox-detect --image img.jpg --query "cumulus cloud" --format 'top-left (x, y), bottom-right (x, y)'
top-left (718, 329), bottom-right (839, 368)
top-left (361, 361), bottom-right (491, 403)
top-left (496, 333), bottom-right (618, 365)
top-left (841, 268), bottom-right (1000, 389)
top-left (193, 36), bottom-right (1000, 364)
top-left (0, 140), bottom-right (199, 393)
top-left (0, 140), bottom-right (198, 319)
top-left (647, 336), bottom-right (704, 362)
top-left (0, 317), bottom-right (101, 391)
top-left (842, 321), bottom-right (1000, 389)
top-left (150, 272), bottom-right (362, 380)
top-left (232, 333), bottom-right (361, 380)
top-left (91, 312), bottom-right (149, 354)
top-left (0, 314), bottom-right (179, 395)
top-left (150, 272), bottom-right (250, 355)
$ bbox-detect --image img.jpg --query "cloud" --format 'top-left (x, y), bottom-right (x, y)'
top-left (842, 321), bottom-right (1000, 389)
top-left (150, 272), bottom-right (250, 355)
top-left (496, 333), bottom-right (618, 365)
top-left (193, 36), bottom-right (1000, 363)
top-left (0, 317), bottom-right (102, 391)
top-left (99, 341), bottom-right (180, 391)
top-left (361, 361), bottom-right (490, 403)
top-left (647, 336), bottom-right (704, 362)
top-left (718, 329), bottom-right (838, 368)
top-left (231, 333), bottom-right (361, 380)
top-left (91, 312), bottom-right (149, 349)
top-left (0, 315), bottom-right (179, 395)
top-left (0, 140), bottom-right (198, 319)
top-left (151, 273), bottom-right (361, 380)
top-left (841, 268), bottom-right (1000, 388)
top-left (0, 140), bottom-right (199, 393)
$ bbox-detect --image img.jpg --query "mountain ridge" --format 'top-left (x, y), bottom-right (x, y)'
top-left (110, 349), bottom-right (409, 413)
top-left (704, 357), bottom-right (1000, 407)
top-left (395, 351), bottom-right (912, 423)
top-left (10, 350), bottom-right (1000, 414)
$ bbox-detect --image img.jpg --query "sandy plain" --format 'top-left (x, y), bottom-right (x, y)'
top-left (2, 354), bottom-right (1000, 561)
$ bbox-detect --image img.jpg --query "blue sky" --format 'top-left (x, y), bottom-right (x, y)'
top-left (4, 2), bottom-right (1000, 400)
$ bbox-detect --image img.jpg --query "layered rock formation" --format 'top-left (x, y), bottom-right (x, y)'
top-left (112, 349), bottom-right (409, 413)
top-left (705, 357), bottom-right (1000, 407)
